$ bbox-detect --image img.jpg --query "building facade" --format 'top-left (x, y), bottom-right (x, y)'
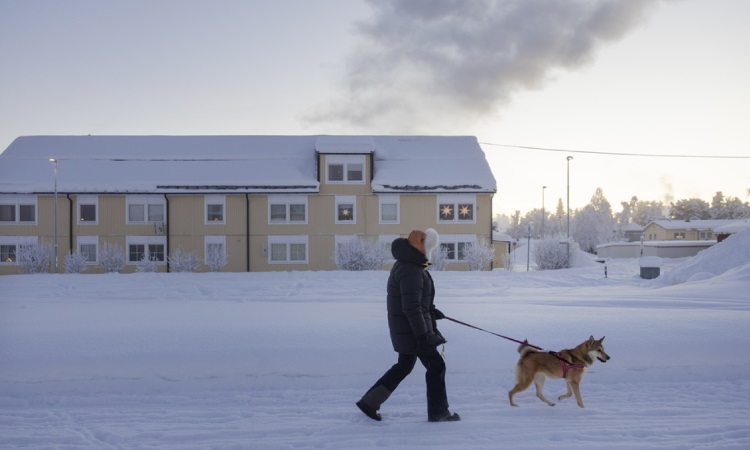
top-left (0, 135), bottom-right (499, 274)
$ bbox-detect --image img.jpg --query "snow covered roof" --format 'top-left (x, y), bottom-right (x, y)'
top-left (0, 135), bottom-right (496, 194)
top-left (646, 219), bottom-right (740, 231)
top-left (713, 219), bottom-right (750, 234)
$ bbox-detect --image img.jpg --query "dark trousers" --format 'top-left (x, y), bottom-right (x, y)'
top-left (365, 349), bottom-right (449, 417)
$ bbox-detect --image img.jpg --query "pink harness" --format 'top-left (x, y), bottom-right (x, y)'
top-left (557, 352), bottom-right (584, 378)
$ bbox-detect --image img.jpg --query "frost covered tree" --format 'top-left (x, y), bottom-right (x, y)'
top-left (135, 253), bottom-right (160, 272)
top-left (100, 242), bottom-right (126, 273)
top-left (631, 198), bottom-right (666, 226)
top-left (534, 238), bottom-right (576, 270)
top-left (572, 188), bottom-right (615, 253)
top-left (168, 248), bottom-right (200, 272)
top-left (64, 252), bottom-right (89, 274)
top-left (428, 246), bottom-right (449, 271)
top-left (669, 198), bottom-right (710, 220)
top-left (206, 246), bottom-right (228, 272)
top-left (17, 242), bottom-right (54, 274)
top-left (710, 191), bottom-right (750, 219)
top-left (463, 238), bottom-right (494, 271)
top-left (335, 237), bottom-right (391, 271)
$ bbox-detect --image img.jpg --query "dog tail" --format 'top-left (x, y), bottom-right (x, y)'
top-left (517, 340), bottom-right (536, 356)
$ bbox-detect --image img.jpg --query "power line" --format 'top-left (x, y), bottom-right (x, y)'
top-left (479, 142), bottom-right (750, 159)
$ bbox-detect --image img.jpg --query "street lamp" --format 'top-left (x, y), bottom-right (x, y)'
top-left (49, 158), bottom-right (58, 273)
top-left (566, 156), bottom-right (573, 240)
top-left (541, 186), bottom-right (546, 239)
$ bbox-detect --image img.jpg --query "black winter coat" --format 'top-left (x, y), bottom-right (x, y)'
top-left (386, 238), bottom-right (443, 354)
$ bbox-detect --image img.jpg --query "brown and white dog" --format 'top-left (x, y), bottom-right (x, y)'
top-left (508, 336), bottom-right (610, 408)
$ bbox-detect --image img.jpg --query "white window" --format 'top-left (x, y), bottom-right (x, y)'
top-left (438, 234), bottom-right (476, 261)
top-left (334, 235), bottom-right (357, 265)
top-left (268, 195), bottom-right (308, 224)
top-left (268, 235), bottom-right (308, 264)
top-left (205, 235), bottom-right (227, 264)
top-left (0, 236), bottom-right (37, 264)
top-left (77, 236), bottom-right (98, 263)
top-left (437, 194), bottom-right (476, 224)
top-left (378, 195), bottom-right (400, 224)
top-left (126, 236), bottom-right (167, 264)
top-left (335, 196), bottom-right (356, 224)
top-left (205, 195), bottom-right (226, 224)
top-left (126, 196), bottom-right (166, 224)
top-left (326, 155), bottom-right (365, 184)
top-left (0, 196), bottom-right (37, 224)
top-left (77, 195), bottom-right (98, 224)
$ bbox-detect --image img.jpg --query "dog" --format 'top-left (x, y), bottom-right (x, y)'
top-left (508, 336), bottom-right (610, 408)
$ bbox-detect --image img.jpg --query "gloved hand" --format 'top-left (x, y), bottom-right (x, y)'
top-left (431, 307), bottom-right (445, 320)
top-left (416, 332), bottom-right (447, 353)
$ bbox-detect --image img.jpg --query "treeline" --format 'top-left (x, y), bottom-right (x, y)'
top-left (496, 189), bottom-right (750, 253)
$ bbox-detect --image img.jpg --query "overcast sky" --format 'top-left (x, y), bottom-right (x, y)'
top-left (1, 0), bottom-right (748, 215)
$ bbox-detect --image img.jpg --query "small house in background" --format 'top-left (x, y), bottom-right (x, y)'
top-left (622, 222), bottom-right (644, 242)
top-left (492, 232), bottom-right (512, 269)
top-left (642, 219), bottom-right (737, 241)
top-left (714, 219), bottom-right (750, 242)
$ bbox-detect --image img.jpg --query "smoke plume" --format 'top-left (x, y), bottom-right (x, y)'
top-left (308, 0), bottom-right (664, 133)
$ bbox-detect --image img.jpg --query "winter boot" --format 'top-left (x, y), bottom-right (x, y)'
top-left (356, 385), bottom-right (391, 421)
top-left (428, 411), bottom-right (461, 422)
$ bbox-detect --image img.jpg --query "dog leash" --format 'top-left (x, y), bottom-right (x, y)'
top-left (442, 315), bottom-right (542, 350)
top-left (442, 315), bottom-right (581, 368)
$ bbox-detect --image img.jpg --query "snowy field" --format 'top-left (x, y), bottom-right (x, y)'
top-left (2, 230), bottom-right (750, 449)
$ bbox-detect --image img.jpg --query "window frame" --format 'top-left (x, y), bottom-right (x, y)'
top-left (378, 195), bottom-right (400, 224)
top-left (77, 195), bottom-right (98, 225)
top-left (126, 195), bottom-right (166, 225)
top-left (125, 236), bottom-right (167, 264)
top-left (436, 194), bottom-right (476, 224)
top-left (0, 236), bottom-right (37, 264)
top-left (267, 235), bottom-right (308, 265)
top-left (267, 195), bottom-right (308, 225)
top-left (77, 235), bottom-right (99, 264)
top-left (438, 234), bottom-right (476, 262)
top-left (205, 195), bottom-right (226, 225)
top-left (335, 195), bottom-right (357, 224)
top-left (0, 196), bottom-right (37, 225)
top-left (325, 155), bottom-right (366, 185)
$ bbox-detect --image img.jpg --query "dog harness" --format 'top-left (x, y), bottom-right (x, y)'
top-left (556, 352), bottom-right (584, 378)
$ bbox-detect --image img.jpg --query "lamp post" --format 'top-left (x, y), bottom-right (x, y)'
top-left (566, 156), bottom-right (573, 240)
top-left (49, 158), bottom-right (58, 273)
top-left (541, 185), bottom-right (546, 239)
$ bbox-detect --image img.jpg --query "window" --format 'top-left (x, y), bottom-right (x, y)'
top-left (438, 234), bottom-right (476, 261)
top-left (77, 236), bottom-right (98, 263)
top-left (674, 232), bottom-right (686, 240)
top-left (126, 196), bottom-right (166, 224)
top-left (437, 194), bottom-right (476, 224)
top-left (0, 236), bottom-right (36, 264)
top-left (326, 155), bottom-right (365, 184)
top-left (0, 196), bottom-right (37, 224)
top-left (126, 236), bottom-right (166, 264)
top-left (205, 195), bottom-right (226, 224)
top-left (379, 195), bottom-right (400, 223)
top-left (205, 235), bottom-right (227, 265)
top-left (335, 196), bottom-right (356, 224)
top-left (268, 195), bottom-right (308, 224)
top-left (268, 235), bottom-right (308, 264)
top-left (78, 195), bottom-right (98, 224)
top-left (700, 231), bottom-right (713, 240)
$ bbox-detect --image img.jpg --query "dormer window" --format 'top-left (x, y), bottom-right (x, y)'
top-left (326, 155), bottom-right (365, 184)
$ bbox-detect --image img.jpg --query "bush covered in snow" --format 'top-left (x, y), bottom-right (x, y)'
top-left (64, 252), bottom-right (89, 274)
top-left (169, 248), bottom-right (200, 273)
top-left (17, 242), bottom-right (54, 274)
top-left (534, 238), bottom-right (577, 270)
top-left (335, 238), bottom-right (391, 271)
top-left (463, 238), bottom-right (495, 271)
top-left (206, 246), bottom-right (228, 272)
top-left (428, 246), bottom-right (449, 271)
top-left (100, 242), bottom-right (126, 273)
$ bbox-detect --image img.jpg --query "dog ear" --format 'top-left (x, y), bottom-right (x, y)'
top-left (600, 336), bottom-right (606, 342)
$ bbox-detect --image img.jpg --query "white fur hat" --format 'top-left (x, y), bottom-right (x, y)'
top-left (424, 228), bottom-right (440, 260)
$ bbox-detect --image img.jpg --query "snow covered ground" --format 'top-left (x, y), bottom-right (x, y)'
top-left (2, 230), bottom-right (750, 449)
